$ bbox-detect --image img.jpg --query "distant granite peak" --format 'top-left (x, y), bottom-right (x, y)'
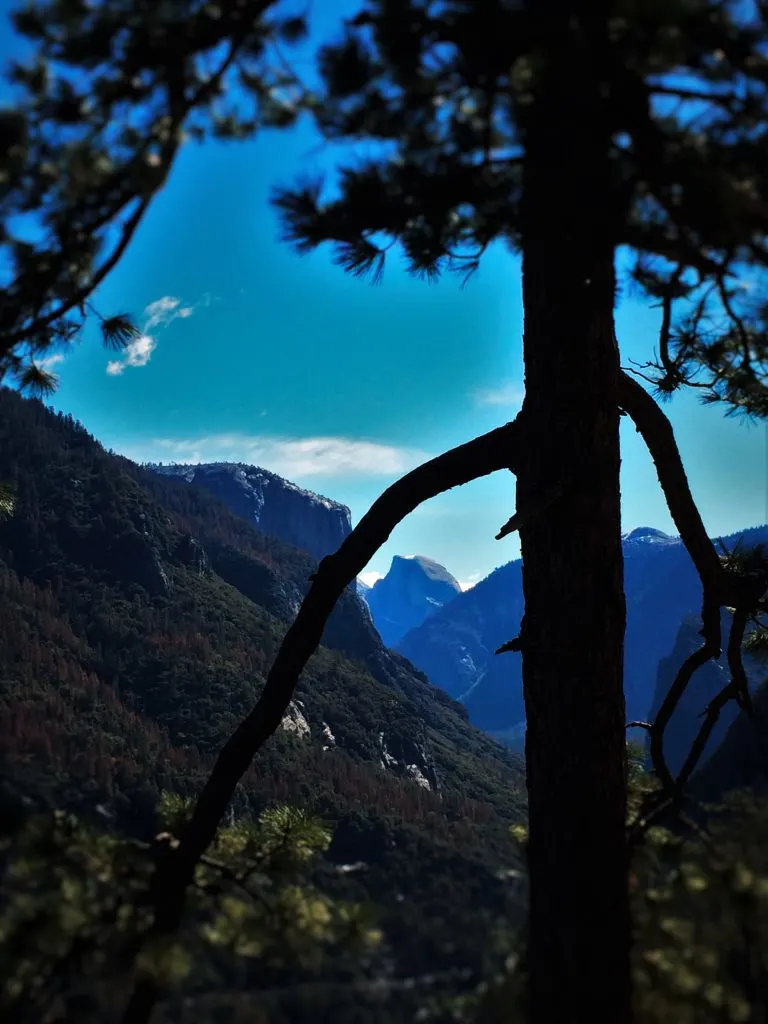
top-left (622, 526), bottom-right (679, 548)
top-left (367, 554), bottom-right (461, 647)
top-left (397, 524), bottom-right (768, 738)
top-left (148, 461), bottom-right (351, 561)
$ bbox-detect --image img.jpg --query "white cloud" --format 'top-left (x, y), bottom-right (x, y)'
top-left (458, 572), bottom-right (482, 591)
top-left (117, 434), bottom-right (428, 479)
top-left (472, 381), bottom-right (524, 407)
top-left (125, 334), bottom-right (156, 367)
top-left (106, 292), bottom-right (210, 376)
top-left (36, 353), bottom-right (66, 371)
top-left (143, 296), bottom-right (183, 330)
top-left (358, 571), bottom-right (383, 588)
top-left (107, 333), bottom-right (156, 375)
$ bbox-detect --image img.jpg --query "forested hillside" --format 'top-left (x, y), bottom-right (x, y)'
top-left (0, 387), bottom-right (527, 1017)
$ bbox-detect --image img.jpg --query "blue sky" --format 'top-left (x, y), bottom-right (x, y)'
top-left (1, 3), bottom-right (764, 589)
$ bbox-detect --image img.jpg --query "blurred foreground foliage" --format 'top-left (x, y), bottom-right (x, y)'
top-left (0, 794), bottom-right (381, 1023)
top-left (436, 770), bottom-right (768, 1023)
top-left (3, 773), bottom-right (768, 1022)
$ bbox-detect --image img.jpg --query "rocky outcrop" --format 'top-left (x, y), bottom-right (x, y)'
top-left (149, 462), bottom-right (351, 561)
top-left (112, 528), bottom-right (171, 597)
top-left (366, 555), bottom-right (462, 647)
top-left (281, 699), bottom-right (311, 739)
top-left (378, 729), bottom-right (439, 792)
top-left (174, 533), bottom-right (209, 575)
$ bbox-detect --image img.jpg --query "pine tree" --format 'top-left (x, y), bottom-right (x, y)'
top-left (4, 3), bottom-right (768, 1023)
top-left (0, 0), bottom-right (307, 393)
top-left (268, 3), bottom-right (768, 1021)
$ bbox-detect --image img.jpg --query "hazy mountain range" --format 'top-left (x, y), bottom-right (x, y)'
top-left (144, 445), bottom-right (767, 781)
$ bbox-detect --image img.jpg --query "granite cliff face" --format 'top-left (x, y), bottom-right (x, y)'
top-left (149, 462), bottom-right (352, 561)
top-left (366, 555), bottom-right (462, 647)
top-left (141, 457), bottom-right (499, 791)
top-left (398, 559), bottom-right (524, 730)
top-left (356, 578), bottom-right (372, 608)
top-left (397, 526), bottom-right (768, 735)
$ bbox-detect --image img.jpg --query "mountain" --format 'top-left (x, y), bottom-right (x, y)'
top-left (149, 461), bottom-right (352, 561)
top-left (0, 387), bottom-right (527, 1011)
top-left (366, 555), bottom-right (462, 647)
top-left (356, 577), bottom-right (372, 606)
top-left (397, 525), bottom-right (768, 734)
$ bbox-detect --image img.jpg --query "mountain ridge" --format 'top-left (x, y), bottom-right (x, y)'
top-left (397, 524), bottom-right (768, 733)
top-left (149, 460), bottom-right (352, 562)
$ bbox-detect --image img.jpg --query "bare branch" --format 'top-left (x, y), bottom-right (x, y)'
top-left (618, 371), bottom-right (727, 600)
top-left (658, 265), bottom-right (684, 380)
top-left (179, 418), bottom-right (519, 863)
top-left (676, 682), bottom-right (737, 792)
top-left (619, 373), bottom-right (765, 838)
top-left (495, 480), bottom-right (567, 540)
top-left (648, 597), bottom-right (723, 793)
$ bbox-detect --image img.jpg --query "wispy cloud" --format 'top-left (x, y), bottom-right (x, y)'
top-left (106, 293), bottom-right (212, 376)
top-left (106, 334), bottom-right (156, 376)
top-left (472, 381), bottom-right (524, 407)
top-left (117, 434), bottom-right (429, 479)
top-left (143, 296), bottom-right (195, 331)
top-left (36, 353), bottom-right (66, 371)
top-left (459, 572), bottom-right (483, 591)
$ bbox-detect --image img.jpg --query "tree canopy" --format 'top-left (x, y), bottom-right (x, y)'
top-left (273, 0), bottom-right (768, 417)
top-left (2, 2), bottom-right (768, 1023)
top-left (0, 0), bottom-right (307, 392)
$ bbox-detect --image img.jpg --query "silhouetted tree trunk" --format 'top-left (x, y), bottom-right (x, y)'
top-left (516, 21), bottom-right (632, 1023)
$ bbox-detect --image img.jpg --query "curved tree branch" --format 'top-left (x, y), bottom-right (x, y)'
top-left (618, 371), bottom-right (765, 839)
top-left (618, 371), bottom-right (727, 602)
top-left (179, 417), bottom-right (520, 867)
top-left (119, 416), bottom-right (521, 1024)
top-left (648, 599), bottom-right (723, 794)
top-left (675, 607), bottom-right (754, 790)
top-left (618, 372), bottom-right (729, 825)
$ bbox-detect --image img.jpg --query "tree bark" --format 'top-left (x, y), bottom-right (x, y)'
top-left (517, 10), bottom-right (632, 1022)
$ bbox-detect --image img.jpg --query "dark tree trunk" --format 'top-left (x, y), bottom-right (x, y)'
top-left (516, 11), bottom-right (632, 1023)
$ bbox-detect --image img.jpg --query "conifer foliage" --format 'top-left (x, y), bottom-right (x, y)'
top-left (0, 0), bottom-right (307, 391)
top-left (271, 2), bottom-right (768, 1021)
top-left (2, 2), bottom-right (768, 1023)
top-left (274, 0), bottom-right (768, 416)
